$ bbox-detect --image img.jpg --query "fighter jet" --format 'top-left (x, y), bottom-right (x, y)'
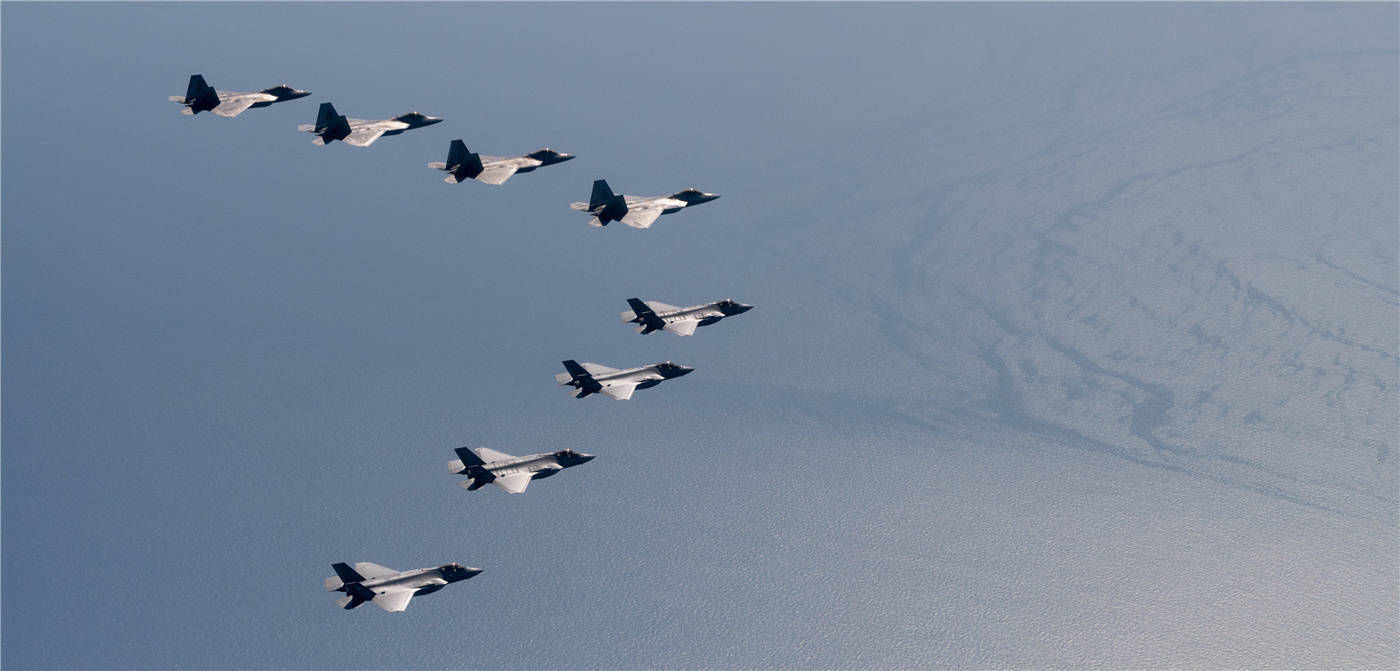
top-left (428, 139), bottom-right (574, 185)
top-left (325, 561), bottom-right (482, 612)
top-left (556, 359), bottom-right (694, 400)
top-left (569, 179), bottom-right (720, 228)
top-left (298, 102), bottom-right (443, 147)
top-left (448, 446), bottom-right (594, 493)
top-left (168, 74), bottom-right (310, 118)
top-left (621, 298), bottom-right (753, 336)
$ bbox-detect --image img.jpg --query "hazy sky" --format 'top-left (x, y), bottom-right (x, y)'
top-left (4, 3), bottom-right (1397, 669)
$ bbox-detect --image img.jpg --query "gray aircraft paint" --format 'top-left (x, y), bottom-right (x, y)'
top-left (298, 102), bottom-right (443, 147)
top-left (4, 3), bottom-right (1395, 669)
top-left (428, 139), bottom-right (575, 185)
top-left (325, 562), bottom-right (482, 613)
top-left (569, 180), bottom-right (720, 229)
top-left (448, 446), bottom-right (594, 493)
top-left (168, 74), bottom-right (310, 118)
top-left (622, 298), bottom-right (752, 335)
top-left (556, 360), bottom-right (694, 400)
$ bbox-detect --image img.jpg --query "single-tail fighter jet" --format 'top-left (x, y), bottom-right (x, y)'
top-left (556, 359), bottom-right (693, 400)
top-left (429, 139), bottom-right (574, 185)
top-left (325, 561), bottom-right (481, 612)
top-left (169, 74), bottom-right (309, 117)
top-left (448, 446), bottom-right (594, 493)
top-left (569, 179), bottom-right (719, 228)
top-left (622, 297), bottom-right (753, 336)
top-left (298, 102), bottom-right (443, 147)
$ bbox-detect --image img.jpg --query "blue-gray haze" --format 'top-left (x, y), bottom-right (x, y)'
top-left (3, 3), bottom-right (1396, 668)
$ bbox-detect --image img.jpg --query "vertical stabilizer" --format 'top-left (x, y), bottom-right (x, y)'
top-left (447, 140), bottom-right (470, 167)
top-left (315, 102), bottom-right (339, 133)
top-left (589, 180), bottom-right (615, 210)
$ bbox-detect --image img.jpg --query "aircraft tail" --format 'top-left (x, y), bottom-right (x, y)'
top-left (624, 298), bottom-right (665, 333)
top-left (329, 562), bottom-right (366, 588)
top-left (178, 74), bottom-right (219, 114)
top-left (335, 594), bottom-right (369, 610)
top-left (589, 180), bottom-right (615, 210)
top-left (560, 360), bottom-right (601, 398)
top-left (185, 74), bottom-right (211, 102)
top-left (446, 140), bottom-right (470, 167)
top-left (314, 102), bottom-right (339, 133)
top-left (562, 359), bottom-right (591, 381)
top-left (451, 447), bottom-right (486, 470)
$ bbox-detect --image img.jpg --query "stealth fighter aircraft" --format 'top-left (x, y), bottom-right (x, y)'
top-left (622, 297), bottom-right (753, 336)
top-left (569, 179), bottom-right (719, 228)
top-left (556, 359), bottom-right (693, 400)
top-left (448, 446), bottom-right (594, 493)
top-left (429, 139), bottom-right (574, 185)
top-left (299, 102), bottom-right (443, 147)
top-left (169, 74), bottom-right (309, 118)
top-left (325, 561), bottom-right (481, 612)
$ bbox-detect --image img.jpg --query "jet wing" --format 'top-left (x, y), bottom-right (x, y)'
top-left (491, 473), bottom-right (533, 494)
top-left (472, 447), bottom-right (515, 463)
top-left (372, 589), bottom-right (414, 613)
top-left (579, 362), bottom-right (619, 376)
top-left (663, 319), bottom-right (699, 336)
top-left (619, 204), bottom-right (665, 229)
top-left (600, 381), bottom-right (638, 400)
top-left (569, 202), bottom-right (592, 211)
top-left (211, 94), bottom-right (266, 118)
top-left (353, 562), bottom-right (399, 579)
top-left (475, 166), bottom-right (519, 185)
top-left (345, 127), bottom-right (388, 147)
top-left (644, 301), bottom-right (681, 313)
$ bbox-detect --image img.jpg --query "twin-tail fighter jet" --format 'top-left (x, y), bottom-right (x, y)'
top-left (429, 139), bottom-right (574, 185)
top-left (448, 446), bottom-right (594, 493)
top-left (622, 298), bottom-right (753, 336)
top-left (569, 179), bottom-right (719, 229)
top-left (325, 561), bottom-right (482, 612)
top-left (299, 102), bottom-right (443, 147)
top-left (556, 360), bottom-right (693, 400)
top-left (169, 74), bottom-right (310, 118)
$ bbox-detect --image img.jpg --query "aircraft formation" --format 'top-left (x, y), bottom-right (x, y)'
top-left (172, 74), bottom-right (751, 613)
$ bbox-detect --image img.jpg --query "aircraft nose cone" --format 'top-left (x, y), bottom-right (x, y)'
top-left (577, 453), bottom-right (596, 462)
top-left (735, 303), bottom-right (754, 313)
top-left (674, 366), bottom-right (695, 377)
